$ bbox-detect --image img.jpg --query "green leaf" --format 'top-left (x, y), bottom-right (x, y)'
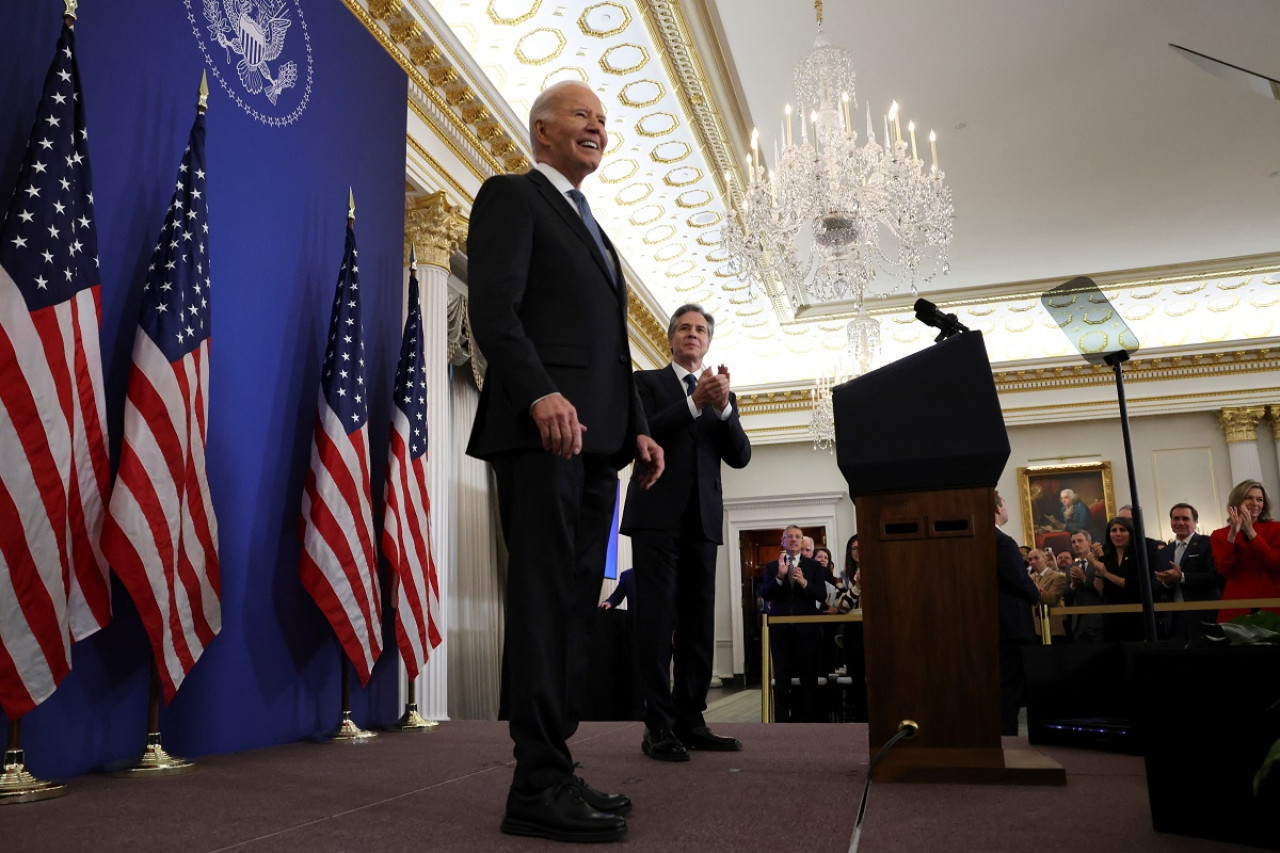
top-left (1254, 738), bottom-right (1280, 797)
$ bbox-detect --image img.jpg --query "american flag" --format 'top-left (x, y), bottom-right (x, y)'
top-left (0, 22), bottom-right (111, 719)
top-left (100, 108), bottom-right (221, 703)
top-left (381, 263), bottom-right (441, 680)
top-left (298, 221), bottom-right (382, 685)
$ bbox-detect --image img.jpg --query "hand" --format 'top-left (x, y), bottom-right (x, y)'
top-left (777, 556), bottom-right (788, 579)
top-left (1237, 504), bottom-right (1256, 538)
top-left (1069, 565), bottom-right (1085, 582)
top-left (531, 393), bottom-right (585, 459)
top-left (1090, 542), bottom-right (1104, 559)
top-left (632, 435), bottom-right (665, 489)
top-left (599, 601), bottom-right (612, 610)
top-left (690, 369), bottom-right (729, 411)
top-left (793, 566), bottom-right (807, 587)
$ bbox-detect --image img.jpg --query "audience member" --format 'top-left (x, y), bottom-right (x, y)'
top-left (1065, 530), bottom-right (1104, 643)
top-left (1087, 516), bottom-right (1158, 641)
top-left (1212, 480), bottom-right (1280, 621)
top-left (760, 524), bottom-right (828, 722)
top-left (1054, 550), bottom-right (1074, 572)
top-left (1028, 548), bottom-right (1066, 639)
top-left (837, 535), bottom-right (866, 722)
top-left (1154, 503), bottom-right (1220, 639)
top-left (801, 535), bottom-right (816, 560)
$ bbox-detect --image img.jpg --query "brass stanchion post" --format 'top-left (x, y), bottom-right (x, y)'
top-left (1, 719), bottom-right (68, 804)
top-left (327, 648), bottom-right (376, 743)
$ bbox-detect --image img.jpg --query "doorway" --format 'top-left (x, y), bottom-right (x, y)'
top-left (737, 525), bottom-right (827, 688)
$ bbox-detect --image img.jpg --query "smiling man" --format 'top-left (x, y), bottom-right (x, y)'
top-left (467, 79), bottom-right (664, 843)
top-left (621, 304), bottom-right (751, 761)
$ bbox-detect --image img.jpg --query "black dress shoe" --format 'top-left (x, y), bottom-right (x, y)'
top-left (641, 728), bottom-right (689, 762)
top-left (571, 775), bottom-right (631, 815)
top-left (502, 782), bottom-right (628, 843)
top-left (676, 725), bottom-right (743, 752)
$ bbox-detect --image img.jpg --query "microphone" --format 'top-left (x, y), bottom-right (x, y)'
top-left (913, 297), bottom-right (969, 342)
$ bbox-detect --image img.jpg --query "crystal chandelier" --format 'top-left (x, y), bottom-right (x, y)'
top-left (720, 0), bottom-right (955, 448)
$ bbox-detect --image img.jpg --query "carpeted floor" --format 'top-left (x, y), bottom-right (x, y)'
top-left (4, 720), bottom-right (1256, 852)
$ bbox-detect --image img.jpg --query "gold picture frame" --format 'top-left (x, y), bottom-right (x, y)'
top-left (1017, 461), bottom-right (1116, 553)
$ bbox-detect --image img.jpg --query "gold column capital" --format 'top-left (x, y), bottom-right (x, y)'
top-left (1269, 405), bottom-right (1280, 440)
top-left (1218, 405), bottom-right (1267, 443)
top-left (406, 191), bottom-right (467, 270)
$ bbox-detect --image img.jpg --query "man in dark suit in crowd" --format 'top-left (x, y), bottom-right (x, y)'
top-left (466, 79), bottom-right (664, 844)
top-left (760, 524), bottom-right (830, 722)
top-left (620, 304), bottom-right (751, 761)
top-left (1154, 502), bottom-right (1221, 639)
top-left (1065, 529), bottom-right (1104, 642)
top-left (995, 491), bottom-right (1042, 736)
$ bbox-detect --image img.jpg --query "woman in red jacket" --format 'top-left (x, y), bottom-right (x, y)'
top-left (1212, 479), bottom-right (1280, 621)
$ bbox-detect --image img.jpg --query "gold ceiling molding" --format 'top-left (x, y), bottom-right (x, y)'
top-left (1218, 406), bottom-right (1268, 443)
top-left (346, 0), bottom-right (530, 175)
top-left (627, 289), bottom-right (671, 357)
top-left (994, 346), bottom-right (1279, 394)
top-left (405, 130), bottom-right (474, 205)
top-left (736, 344), bottom-right (1280, 416)
top-left (635, 1), bottom-right (744, 199)
top-left (406, 191), bottom-right (468, 269)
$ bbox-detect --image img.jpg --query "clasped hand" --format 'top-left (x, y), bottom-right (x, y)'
top-left (690, 365), bottom-right (731, 412)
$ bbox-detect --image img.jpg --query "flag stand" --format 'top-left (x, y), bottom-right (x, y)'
top-left (107, 664), bottom-right (194, 776)
top-left (327, 651), bottom-right (376, 744)
top-left (1, 720), bottom-right (68, 804)
top-left (393, 676), bottom-right (438, 732)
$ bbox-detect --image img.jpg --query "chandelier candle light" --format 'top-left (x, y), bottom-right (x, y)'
top-left (722, 0), bottom-right (955, 448)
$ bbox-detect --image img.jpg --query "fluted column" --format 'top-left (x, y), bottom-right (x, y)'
top-left (405, 191), bottom-right (466, 721)
top-left (1218, 406), bottom-right (1266, 487)
top-left (1270, 405), bottom-right (1280, 487)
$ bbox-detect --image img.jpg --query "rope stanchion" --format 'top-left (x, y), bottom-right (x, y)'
top-left (1, 720), bottom-right (68, 804)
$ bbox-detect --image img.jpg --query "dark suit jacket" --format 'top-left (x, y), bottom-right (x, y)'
top-left (619, 366), bottom-right (751, 543)
top-left (1156, 532), bottom-right (1221, 601)
top-left (996, 528), bottom-right (1040, 641)
top-left (761, 555), bottom-right (829, 617)
top-left (465, 169), bottom-right (645, 466)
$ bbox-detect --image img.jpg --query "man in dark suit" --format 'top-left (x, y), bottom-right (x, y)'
top-left (1154, 502), bottom-right (1221, 640)
top-left (760, 525), bottom-right (830, 722)
top-left (466, 80), bottom-right (664, 844)
top-left (619, 304), bottom-right (751, 761)
top-left (995, 491), bottom-right (1042, 736)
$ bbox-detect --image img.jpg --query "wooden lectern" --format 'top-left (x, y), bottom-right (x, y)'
top-left (832, 332), bottom-right (1064, 785)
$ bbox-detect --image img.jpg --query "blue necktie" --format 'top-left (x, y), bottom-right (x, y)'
top-left (566, 188), bottom-right (614, 282)
top-left (683, 373), bottom-right (697, 397)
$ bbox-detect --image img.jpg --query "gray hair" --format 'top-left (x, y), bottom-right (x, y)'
top-left (1060, 488), bottom-right (1078, 503)
top-left (528, 80), bottom-right (590, 152)
top-left (667, 304), bottom-right (715, 342)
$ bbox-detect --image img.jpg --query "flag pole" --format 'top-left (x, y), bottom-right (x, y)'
top-left (104, 71), bottom-right (215, 778)
top-left (390, 243), bottom-right (439, 734)
top-left (2, 0), bottom-right (85, 805)
top-left (1, 721), bottom-right (68, 804)
top-left (327, 646), bottom-right (376, 743)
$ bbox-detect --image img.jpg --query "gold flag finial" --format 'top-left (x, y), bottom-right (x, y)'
top-left (815, 0), bottom-right (823, 26)
top-left (197, 70), bottom-right (209, 113)
top-left (409, 244), bottom-right (417, 271)
top-left (348, 187), bottom-right (356, 223)
top-left (64, 0), bottom-right (78, 24)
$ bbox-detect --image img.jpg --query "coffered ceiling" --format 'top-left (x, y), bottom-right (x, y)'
top-left (410, 0), bottom-right (1280, 388)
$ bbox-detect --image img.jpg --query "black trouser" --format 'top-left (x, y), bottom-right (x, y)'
top-left (493, 450), bottom-right (618, 794)
top-left (771, 623), bottom-right (821, 722)
top-left (631, 528), bottom-right (718, 735)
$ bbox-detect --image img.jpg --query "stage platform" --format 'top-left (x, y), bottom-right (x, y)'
top-left (5, 720), bottom-right (1251, 852)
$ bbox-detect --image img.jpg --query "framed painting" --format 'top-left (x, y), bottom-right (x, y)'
top-left (1017, 461), bottom-right (1116, 554)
